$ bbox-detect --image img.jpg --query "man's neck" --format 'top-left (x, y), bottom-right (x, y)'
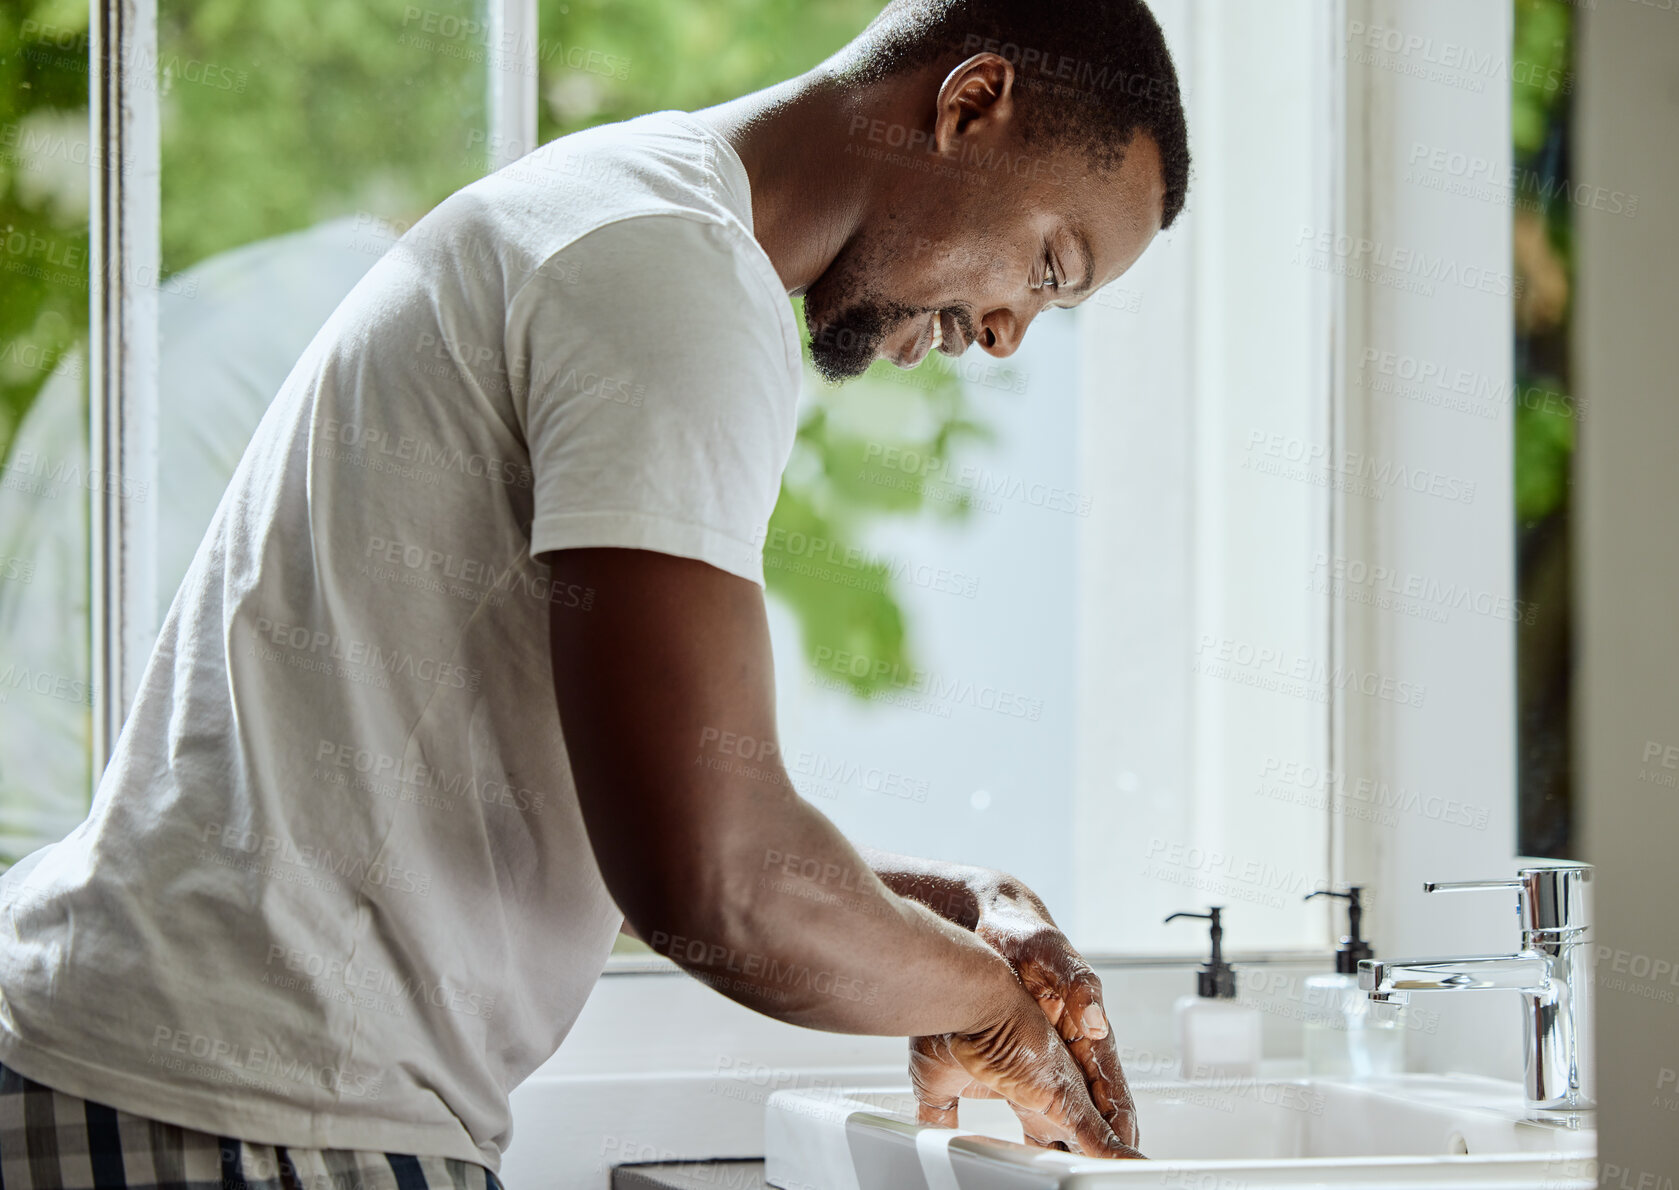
top-left (692, 69), bottom-right (910, 296)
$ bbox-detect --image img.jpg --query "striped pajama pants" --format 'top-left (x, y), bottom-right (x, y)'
top-left (0, 1063), bottom-right (504, 1190)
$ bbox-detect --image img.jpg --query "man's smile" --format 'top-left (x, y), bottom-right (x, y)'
top-left (886, 308), bottom-right (971, 369)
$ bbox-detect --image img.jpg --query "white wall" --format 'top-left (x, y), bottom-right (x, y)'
top-left (1576, 2), bottom-right (1679, 1181)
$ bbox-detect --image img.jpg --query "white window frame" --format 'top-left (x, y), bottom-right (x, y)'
top-left (82, 0), bottom-right (1540, 1180)
top-left (88, 0), bottom-right (538, 784)
top-left (87, 0), bottom-right (1527, 1102)
top-left (1334, 0), bottom-right (1523, 1080)
top-left (88, 0), bottom-right (160, 769)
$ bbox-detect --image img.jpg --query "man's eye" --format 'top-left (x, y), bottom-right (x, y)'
top-left (1043, 257), bottom-right (1061, 290)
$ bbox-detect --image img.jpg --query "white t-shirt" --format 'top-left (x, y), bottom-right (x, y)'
top-left (0, 110), bottom-right (801, 1169)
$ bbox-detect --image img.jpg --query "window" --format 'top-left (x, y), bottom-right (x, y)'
top-left (1510, 0), bottom-right (1578, 859)
top-left (3, 0), bottom-right (1341, 961)
top-left (0, 7), bottom-right (95, 864)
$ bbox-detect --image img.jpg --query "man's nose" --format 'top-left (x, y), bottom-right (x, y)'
top-left (976, 308), bottom-right (1034, 358)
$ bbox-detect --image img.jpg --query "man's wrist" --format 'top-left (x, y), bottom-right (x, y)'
top-left (957, 944), bottom-right (1038, 1036)
top-left (860, 847), bottom-right (983, 929)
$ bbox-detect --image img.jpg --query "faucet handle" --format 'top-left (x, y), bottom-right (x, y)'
top-left (1423, 879), bottom-right (1523, 894)
top-left (1422, 866), bottom-right (1591, 937)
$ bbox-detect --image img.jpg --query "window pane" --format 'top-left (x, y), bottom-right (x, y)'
top-left (0, 5), bottom-right (95, 864)
top-left (149, 0), bottom-right (495, 657)
top-left (540, 0), bottom-right (1331, 957)
top-left (1511, 0), bottom-right (1577, 858)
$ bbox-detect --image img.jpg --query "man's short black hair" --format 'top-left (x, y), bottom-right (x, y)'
top-left (840, 0), bottom-right (1191, 228)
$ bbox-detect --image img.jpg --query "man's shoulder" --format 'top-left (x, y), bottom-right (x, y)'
top-left (540, 211), bottom-right (769, 298)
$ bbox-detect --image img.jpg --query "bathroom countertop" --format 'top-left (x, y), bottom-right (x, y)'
top-left (611, 1161), bottom-right (770, 1189)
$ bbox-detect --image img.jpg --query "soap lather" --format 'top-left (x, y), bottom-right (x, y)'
top-left (1164, 907), bottom-right (1262, 1080)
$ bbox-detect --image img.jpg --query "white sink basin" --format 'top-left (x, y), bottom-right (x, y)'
top-left (765, 1075), bottom-right (1595, 1189)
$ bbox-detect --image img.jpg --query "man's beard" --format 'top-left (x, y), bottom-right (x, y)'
top-left (804, 293), bottom-right (922, 383)
top-left (802, 233), bottom-right (924, 383)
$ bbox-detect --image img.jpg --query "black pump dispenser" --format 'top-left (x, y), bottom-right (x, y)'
top-left (1304, 886), bottom-right (1374, 975)
top-left (1164, 907), bottom-right (1236, 999)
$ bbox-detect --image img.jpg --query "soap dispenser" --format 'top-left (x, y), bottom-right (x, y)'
top-left (1301, 887), bottom-right (1403, 1077)
top-left (1164, 907), bottom-right (1262, 1079)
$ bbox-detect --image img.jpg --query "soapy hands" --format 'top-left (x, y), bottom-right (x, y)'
top-left (894, 864), bottom-right (1142, 1156)
top-left (908, 986), bottom-right (1144, 1158)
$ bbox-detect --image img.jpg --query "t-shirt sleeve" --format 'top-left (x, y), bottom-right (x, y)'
top-left (506, 213), bottom-right (798, 587)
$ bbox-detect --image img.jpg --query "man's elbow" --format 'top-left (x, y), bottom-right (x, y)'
top-left (613, 854), bottom-right (766, 970)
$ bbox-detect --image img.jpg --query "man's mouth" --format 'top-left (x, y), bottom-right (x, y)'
top-left (888, 311), bottom-right (966, 369)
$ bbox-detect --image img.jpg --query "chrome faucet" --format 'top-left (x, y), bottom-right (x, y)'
top-left (1358, 864), bottom-right (1593, 1114)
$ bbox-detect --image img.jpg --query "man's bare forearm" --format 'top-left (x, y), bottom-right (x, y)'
top-left (637, 782), bottom-right (1033, 1036)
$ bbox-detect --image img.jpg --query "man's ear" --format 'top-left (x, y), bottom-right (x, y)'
top-left (932, 52), bottom-right (1016, 154)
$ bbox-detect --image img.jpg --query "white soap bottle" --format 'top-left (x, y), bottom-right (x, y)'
top-left (1164, 907), bottom-right (1262, 1079)
top-left (1302, 887), bottom-right (1404, 1078)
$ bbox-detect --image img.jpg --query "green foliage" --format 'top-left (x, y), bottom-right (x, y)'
top-left (767, 299), bottom-right (996, 694)
top-left (1511, 0), bottom-right (1570, 160)
top-left (1511, 0), bottom-right (1575, 525)
top-left (0, 1), bottom-right (94, 467)
top-left (156, 0), bottom-right (490, 271)
top-left (1513, 381), bottom-right (1574, 521)
top-left (531, 0), bottom-right (881, 142)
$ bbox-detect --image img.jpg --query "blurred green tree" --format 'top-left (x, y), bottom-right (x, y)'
top-left (1510, 0), bottom-right (1577, 857)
